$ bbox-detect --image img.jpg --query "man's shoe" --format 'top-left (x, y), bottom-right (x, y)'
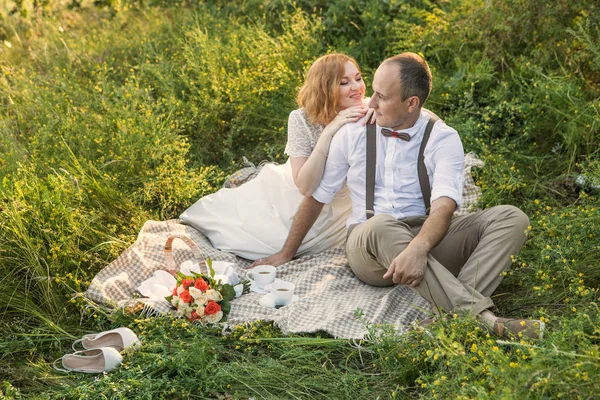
top-left (492, 317), bottom-right (545, 340)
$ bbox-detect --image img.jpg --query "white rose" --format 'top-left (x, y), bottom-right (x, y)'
top-left (206, 289), bottom-right (223, 302)
top-left (171, 295), bottom-right (180, 307)
top-left (177, 285), bottom-right (185, 296)
top-left (196, 304), bottom-right (205, 316)
top-left (189, 286), bottom-right (203, 299)
top-left (178, 300), bottom-right (191, 311)
top-left (184, 307), bottom-right (193, 318)
top-left (193, 292), bottom-right (208, 305)
top-left (204, 310), bottom-right (223, 323)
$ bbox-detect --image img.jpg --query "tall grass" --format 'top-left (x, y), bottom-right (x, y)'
top-left (0, 0), bottom-right (599, 398)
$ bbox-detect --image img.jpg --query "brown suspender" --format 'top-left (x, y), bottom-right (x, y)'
top-left (366, 121), bottom-right (377, 219)
top-left (365, 114), bottom-right (440, 220)
top-left (418, 115), bottom-right (439, 213)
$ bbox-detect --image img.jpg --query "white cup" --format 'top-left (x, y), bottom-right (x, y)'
top-left (270, 280), bottom-right (295, 306)
top-left (247, 265), bottom-right (276, 289)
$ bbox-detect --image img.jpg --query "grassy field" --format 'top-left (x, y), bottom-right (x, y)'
top-left (0, 0), bottom-right (599, 398)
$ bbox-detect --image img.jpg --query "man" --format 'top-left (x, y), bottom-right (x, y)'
top-left (257, 52), bottom-right (544, 339)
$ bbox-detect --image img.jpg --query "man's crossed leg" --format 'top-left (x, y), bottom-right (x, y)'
top-left (345, 205), bottom-right (545, 338)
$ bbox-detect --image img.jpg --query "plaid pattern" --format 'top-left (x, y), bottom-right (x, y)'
top-left (85, 220), bottom-right (431, 339)
top-left (222, 157), bottom-right (269, 189)
top-left (85, 154), bottom-right (483, 338)
top-left (456, 152), bottom-right (484, 216)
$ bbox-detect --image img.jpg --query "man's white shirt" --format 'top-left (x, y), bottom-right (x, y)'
top-left (312, 110), bottom-right (465, 228)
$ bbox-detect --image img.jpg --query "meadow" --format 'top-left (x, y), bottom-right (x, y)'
top-left (0, 0), bottom-right (599, 398)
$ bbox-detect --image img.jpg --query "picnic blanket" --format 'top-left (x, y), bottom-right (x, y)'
top-left (85, 219), bottom-right (432, 339)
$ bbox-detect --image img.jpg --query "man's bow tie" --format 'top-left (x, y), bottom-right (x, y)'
top-left (380, 128), bottom-right (411, 141)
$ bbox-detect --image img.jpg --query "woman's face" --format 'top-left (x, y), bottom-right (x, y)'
top-left (336, 61), bottom-right (366, 112)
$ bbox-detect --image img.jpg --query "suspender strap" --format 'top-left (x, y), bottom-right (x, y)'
top-left (418, 114), bottom-right (439, 215)
top-left (365, 121), bottom-right (376, 219)
top-left (365, 113), bottom-right (439, 219)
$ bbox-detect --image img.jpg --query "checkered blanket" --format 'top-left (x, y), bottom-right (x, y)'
top-left (85, 220), bottom-right (432, 339)
top-left (85, 153), bottom-right (484, 338)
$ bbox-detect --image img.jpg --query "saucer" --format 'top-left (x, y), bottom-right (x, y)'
top-left (250, 279), bottom-right (282, 294)
top-left (259, 293), bottom-right (299, 309)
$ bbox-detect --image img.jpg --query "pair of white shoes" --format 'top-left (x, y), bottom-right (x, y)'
top-left (53, 327), bottom-right (140, 373)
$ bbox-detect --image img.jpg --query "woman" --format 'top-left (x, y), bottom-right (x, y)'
top-left (180, 54), bottom-right (372, 260)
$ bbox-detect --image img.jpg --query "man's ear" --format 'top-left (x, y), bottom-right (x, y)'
top-left (407, 96), bottom-right (421, 113)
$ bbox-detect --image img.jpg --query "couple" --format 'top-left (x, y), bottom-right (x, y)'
top-left (182, 52), bottom-right (544, 339)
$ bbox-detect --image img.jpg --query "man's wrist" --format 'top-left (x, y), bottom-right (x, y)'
top-left (280, 247), bottom-right (296, 260)
top-left (408, 237), bottom-right (431, 255)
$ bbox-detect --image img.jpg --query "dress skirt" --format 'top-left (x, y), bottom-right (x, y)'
top-left (180, 160), bottom-right (352, 260)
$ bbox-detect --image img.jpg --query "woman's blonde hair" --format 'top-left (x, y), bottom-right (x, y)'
top-left (297, 53), bottom-right (360, 126)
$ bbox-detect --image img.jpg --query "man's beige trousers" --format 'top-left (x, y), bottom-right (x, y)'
top-left (345, 205), bottom-right (529, 316)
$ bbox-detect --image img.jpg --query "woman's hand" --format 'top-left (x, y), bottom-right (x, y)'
top-left (323, 106), bottom-right (367, 136)
top-left (362, 107), bottom-right (376, 126)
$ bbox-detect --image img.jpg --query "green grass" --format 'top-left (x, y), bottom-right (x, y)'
top-left (0, 0), bottom-right (599, 399)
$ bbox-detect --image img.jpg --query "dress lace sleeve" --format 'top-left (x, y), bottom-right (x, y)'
top-left (284, 109), bottom-right (322, 157)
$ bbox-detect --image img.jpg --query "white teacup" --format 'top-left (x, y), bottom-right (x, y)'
top-left (247, 265), bottom-right (276, 290)
top-left (270, 280), bottom-right (295, 306)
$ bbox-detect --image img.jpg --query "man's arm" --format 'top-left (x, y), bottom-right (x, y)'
top-left (382, 196), bottom-right (456, 286)
top-left (250, 196), bottom-right (325, 267)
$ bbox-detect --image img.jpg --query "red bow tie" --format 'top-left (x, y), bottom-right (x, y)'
top-left (381, 128), bottom-right (411, 141)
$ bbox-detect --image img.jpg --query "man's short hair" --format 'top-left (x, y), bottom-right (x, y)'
top-left (383, 53), bottom-right (432, 106)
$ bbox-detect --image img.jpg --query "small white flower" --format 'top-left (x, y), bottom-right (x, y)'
top-left (206, 289), bottom-right (223, 302)
top-left (171, 296), bottom-right (180, 307)
top-left (204, 311), bottom-right (223, 323)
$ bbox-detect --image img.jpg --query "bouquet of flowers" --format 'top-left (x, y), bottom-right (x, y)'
top-left (162, 235), bottom-right (249, 323)
top-left (166, 258), bottom-right (238, 323)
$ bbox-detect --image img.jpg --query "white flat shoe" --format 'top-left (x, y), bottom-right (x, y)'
top-left (72, 327), bottom-right (140, 352)
top-left (53, 347), bottom-right (122, 373)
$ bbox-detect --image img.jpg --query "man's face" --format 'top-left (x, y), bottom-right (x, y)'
top-left (368, 63), bottom-right (411, 130)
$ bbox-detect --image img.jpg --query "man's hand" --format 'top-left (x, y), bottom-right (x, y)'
top-left (383, 196), bottom-right (457, 287)
top-left (248, 252), bottom-right (292, 269)
top-left (383, 241), bottom-right (428, 287)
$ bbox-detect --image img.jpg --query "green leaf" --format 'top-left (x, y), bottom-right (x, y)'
top-left (220, 284), bottom-right (236, 301)
top-left (176, 271), bottom-right (188, 282)
top-left (219, 300), bottom-right (231, 315)
top-left (191, 271), bottom-right (202, 279)
top-left (206, 258), bottom-right (215, 278)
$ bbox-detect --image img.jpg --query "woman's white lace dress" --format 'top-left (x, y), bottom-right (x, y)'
top-left (180, 109), bottom-right (352, 260)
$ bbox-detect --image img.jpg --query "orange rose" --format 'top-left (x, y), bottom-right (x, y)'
top-left (181, 278), bottom-right (194, 289)
top-left (179, 289), bottom-right (192, 304)
top-left (204, 300), bottom-right (221, 315)
top-left (194, 278), bottom-right (209, 292)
